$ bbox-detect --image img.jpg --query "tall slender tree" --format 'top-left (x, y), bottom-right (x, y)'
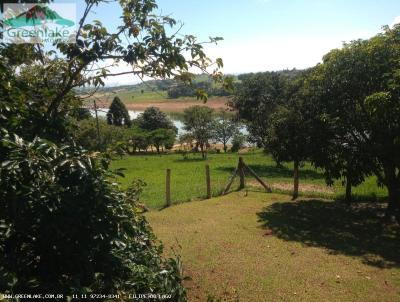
top-left (212, 110), bottom-right (239, 152)
top-left (183, 106), bottom-right (214, 159)
top-left (107, 96), bottom-right (131, 127)
top-left (266, 105), bottom-right (311, 200)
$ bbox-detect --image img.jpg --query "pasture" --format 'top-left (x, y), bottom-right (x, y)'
top-left (147, 192), bottom-right (400, 301)
top-left (110, 150), bottom-right (387, 209)
top-left (88, 88), bottom-right (229, 112)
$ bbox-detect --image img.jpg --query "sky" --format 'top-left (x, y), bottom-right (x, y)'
top-left (71, 0), bottom-right (400, 85)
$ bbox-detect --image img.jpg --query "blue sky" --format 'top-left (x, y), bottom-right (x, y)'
top-left (72, 0), bottom-right (400, 85)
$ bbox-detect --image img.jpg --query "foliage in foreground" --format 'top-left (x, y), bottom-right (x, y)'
top-left (0, 132), bottom-right (186, 300)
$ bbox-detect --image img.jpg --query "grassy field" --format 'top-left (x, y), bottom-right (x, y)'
top-left (91, 89), bottom-right (224, 104)
top-left (147, 192), bottom-right (400, 301)
top-left (113, 89), bottom-right (169, 103)
top-left (88, 88), bottom-right (230, 113)
top-left (110, 150), bottom-right (387, 209)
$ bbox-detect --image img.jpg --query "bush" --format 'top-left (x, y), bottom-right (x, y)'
top-left (136, 107), bottom-right (177, 133)
top-left (73, 118), bottom-right (127, 152)
top-left (0, 132), bottom-right (187, 300)
top-left (231, 134), bottom-right (247, 152)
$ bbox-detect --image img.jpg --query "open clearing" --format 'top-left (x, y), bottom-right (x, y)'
top-left (147, 192), bottom-right (400, 301)
top-left (124, 97), bottom-right (229, 112)
top-left (89, 89), bottom-right (229, 112)
top-left (111, 151), bottom-right (387, 208)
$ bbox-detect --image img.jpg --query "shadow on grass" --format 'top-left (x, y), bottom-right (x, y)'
top-left (257, 199), bottom-right (400, 268)
top-left (216, 164), bottom-right (325, 180)
top-left (334, 193), bottom-right (387, 203)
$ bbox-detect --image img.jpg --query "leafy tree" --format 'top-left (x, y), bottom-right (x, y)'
top-left (178, 132), bottom-right (195, 152)
top-left (1, 0), bottom-right (225, 143)
top-left (71, 107), bottom-right (92, 121)
top-left (212, 110), bottom-right (239, 152)
top-left (307, 25), bottom-right (400, 221)
top-left (136, 107), bottom-right (177, 133)
top-left (126, 127), bottom-right (152, 153)
top-left (230, 71), bottom-right (292, 148)
top-left (183, 106), bottom-right (214, 158)
top-left (107, 96), bottom-right (131, 127)
top-left (167, 79), bottom-right (229, 99)
top-left (230, 133), bottom-right (247, 153)
top-left (0, 54), bottom-right (81, 143)
top-left (266, 106), bottom-right (311, 200)
top-left (73, 118), bottom-right (127, 152)
top-left (1, 0), bottom-right (225, 295)
top-left (150, 128), bottom-right (176, 153)
top-left (0, 133), bottom-right (186, 299)
top-left (167, 84), bottom-right (195, 98)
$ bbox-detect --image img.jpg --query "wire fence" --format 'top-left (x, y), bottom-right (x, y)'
top-left (130, 158), bottom-right (242, 209)
top-left (133, 156), bottom-right (271, 209)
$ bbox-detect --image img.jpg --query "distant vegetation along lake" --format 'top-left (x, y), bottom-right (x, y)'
top-left (90, 108), bottom-right (247, 137)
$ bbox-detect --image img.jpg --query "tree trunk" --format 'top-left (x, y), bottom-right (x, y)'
top-left (223, 142), bottom-right (227, 153)
top-left (200, 144), bottom-right (206, 159)
top-left (345, 174), bottom-right (352, 203)
top-left (293, 160), bottom-right (299, 200)
top-left (386, 182), bottom-right (400, 224)
top-left (383, 165), bottom-right (400, 224)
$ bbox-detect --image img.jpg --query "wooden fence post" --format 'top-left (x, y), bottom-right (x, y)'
top-left (205, 164), bottom-right (211, 199)
top-left (244, 163), bottom-right (272, 193)
top-left (223, 157), bottom-right (272, 195)
top-left (223, 168), bottom-right (238, 195)
top-left (166, 169), bottom-right (171, 207)
top-left (238, 157), bottom-right (245, 190)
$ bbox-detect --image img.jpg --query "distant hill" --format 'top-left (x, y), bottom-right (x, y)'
top-left (76, 74), bottom-right (238, 99)
top-left (77, 69), bottom-right (303, 100)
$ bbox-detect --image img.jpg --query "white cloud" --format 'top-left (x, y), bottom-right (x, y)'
top-left (102, 30), bottom-right (377, 86)
top-left (391, 16), bottom-right (400, 27)
top-left (203, 30), bottom-right (375, 75)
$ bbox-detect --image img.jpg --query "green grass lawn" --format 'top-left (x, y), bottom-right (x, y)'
top-left (147, 192), bottom-right (400, 301)
top-left (116, 90), bottom-right (169, 103)
top-left (110, 150), bottom-right (387, 208)
top-left (94, 89), bottom-right (205, 104)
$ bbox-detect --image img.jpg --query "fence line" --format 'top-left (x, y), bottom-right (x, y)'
top-left (164, 157), bottom-right (271, 207)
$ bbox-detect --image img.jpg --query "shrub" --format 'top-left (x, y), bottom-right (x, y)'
top-left (136, 107), bottom-right (177, 133)
top-left (0, 132), bottom-right (187, 300)
top-left (73, 118), bottom-right (127, 152)
top-left (231, 134), bottom-right (247, 153)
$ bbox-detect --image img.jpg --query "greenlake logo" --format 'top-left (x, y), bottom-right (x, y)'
top-left (2, 3), bottom-right (76, 44)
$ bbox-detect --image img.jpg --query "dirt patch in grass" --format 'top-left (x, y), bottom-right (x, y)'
top-left (273, 181), bottom-right (334, 194)
top-left (146, 192), bottom-right (400, 301)
top-left (247, 179), bottom-right (334, 194)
